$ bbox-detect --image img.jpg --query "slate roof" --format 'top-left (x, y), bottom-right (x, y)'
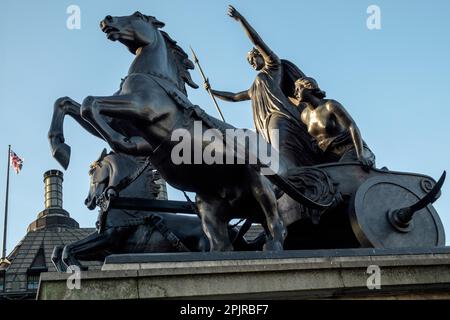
top-left (0, 169), bottom-right (106, 299)
top-left (0, 227), bottom-right (100, 300)
top-left (0, 223), bottom-right (265, 299)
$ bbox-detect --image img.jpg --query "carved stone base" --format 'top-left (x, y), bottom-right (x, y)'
top-left (37, 248), bottom-right (450, 300)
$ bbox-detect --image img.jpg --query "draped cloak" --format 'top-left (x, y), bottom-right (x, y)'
top-left (248, 58), bottom-right (321, 167)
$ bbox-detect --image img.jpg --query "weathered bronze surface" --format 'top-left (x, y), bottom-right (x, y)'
top-left (207, 6), bottom-right (321, 170)
top-left (47, 7), bottom-right (446, 261)
top-left (49, 11), bottom-right (293, 252)
top-left (294, 77), bottom-right (375, 168)
top-left (51, 150), bottom-right (262, 271)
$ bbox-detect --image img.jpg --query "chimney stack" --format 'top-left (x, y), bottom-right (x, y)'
top-left (44, 170), bottom-right (64, 209)
top-left (27, 170), bottom-right (79, 232)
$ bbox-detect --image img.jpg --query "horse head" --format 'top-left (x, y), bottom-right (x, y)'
top-left (85, 148), bottom-right (163, 210)
top-left (85, 148), bottom-right (111, 210)
top-left (100, 11), bottom-right (198, 94)
top-left (100, 11), bottom-right (165, 55)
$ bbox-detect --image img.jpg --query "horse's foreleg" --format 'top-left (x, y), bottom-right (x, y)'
top-left (61, 230), bottom-right (114, 270)
top-left (249, 172), bottom-right (286, 251)
top-left (49, 97), bottom-right (104, 169)
top-left (80, 94), bottom-right (150, 154)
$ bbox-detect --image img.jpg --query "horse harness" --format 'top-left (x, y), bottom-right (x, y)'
top-left (115, 213), bottom-right (190, 252)
top-left (96, 156), bottom-right (153, 214)
top-left (122, 72), bottom-right (229, 167)
top-left (94, 156), bottom-right (190, 252)
top-left (143, 72), bottom-right (335, 211)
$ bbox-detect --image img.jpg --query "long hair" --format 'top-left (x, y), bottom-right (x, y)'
top-left (144, 14), bottom-right (199, 95)
top-left (295, 77), bottom-right (326, 99)
top-left (280, 59), bottom-right (306, 99)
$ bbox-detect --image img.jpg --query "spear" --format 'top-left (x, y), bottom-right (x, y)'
top-left (190, 47), bottom-right (226, 122)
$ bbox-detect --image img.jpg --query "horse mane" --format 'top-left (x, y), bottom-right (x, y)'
top-left (159, 30), bottom-right (199, 95)
top-left (89, 148), bottom-right (108, 175)
top-left (141, 14), bottom-right (198, 95)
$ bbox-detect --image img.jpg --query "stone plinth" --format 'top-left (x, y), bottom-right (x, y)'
top-left (37, 248), bottom-right (450, 300)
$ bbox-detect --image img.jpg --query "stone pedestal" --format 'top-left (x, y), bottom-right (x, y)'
top-left (37, 248), bottom-right (450, 300)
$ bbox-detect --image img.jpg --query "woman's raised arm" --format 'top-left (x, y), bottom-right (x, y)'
top-left (227, 5), bottom-right (280, 65)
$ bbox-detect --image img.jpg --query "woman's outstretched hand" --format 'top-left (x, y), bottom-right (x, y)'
top-left (228, 5), bottom-right (242, 21)
top-left (203, 79), bottom-right (211, 91)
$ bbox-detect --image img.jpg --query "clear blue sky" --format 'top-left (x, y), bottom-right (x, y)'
top-left (1, 0), bottom-right (449, 253)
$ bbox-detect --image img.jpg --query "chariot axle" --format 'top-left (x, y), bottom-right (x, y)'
top-left (388, 171), bottom-right (446, 233)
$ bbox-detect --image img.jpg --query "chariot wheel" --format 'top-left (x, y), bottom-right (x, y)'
top-left (350, 175), bottom-right (445, 248)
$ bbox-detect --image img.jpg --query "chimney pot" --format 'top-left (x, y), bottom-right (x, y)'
top-left (43, 170), bottom-right (64, 209)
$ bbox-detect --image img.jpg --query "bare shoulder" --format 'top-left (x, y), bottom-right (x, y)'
top-left (324, 99), bottom-right (344, 112)
top-left (300, 103), bottom-right (310, 122)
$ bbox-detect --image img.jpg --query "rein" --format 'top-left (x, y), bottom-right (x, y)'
top-left (107, 156), bottom-right (152, 196)
top-left (96, 156), bottom-right (152, 215)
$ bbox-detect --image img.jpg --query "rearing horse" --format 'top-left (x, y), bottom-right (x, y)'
top-left (49, 12), bottom-right (307, 251)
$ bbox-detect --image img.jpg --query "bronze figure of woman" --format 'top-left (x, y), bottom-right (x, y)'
top-left (206, 5), bottom-right (322, 171)
top-left (294, 77), bottom-right (375, 167)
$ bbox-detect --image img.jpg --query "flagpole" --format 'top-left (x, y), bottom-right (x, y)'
top-left (1, 144), bottom-right (11, 261)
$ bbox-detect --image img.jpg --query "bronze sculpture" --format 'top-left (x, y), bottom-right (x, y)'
top-left (51, 149), bottom-right (263, 271)
top-left (206, 6), bottom-right (321, 170)
top-left (294, 77), bottom-right (375, 167)
top-left (47, 7), bottom-right (446, 261)
top-left (49, 11), bottom-right (314, 252)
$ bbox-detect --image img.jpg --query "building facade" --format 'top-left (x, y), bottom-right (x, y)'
top-left (0, 170), bottom-right (97, 300)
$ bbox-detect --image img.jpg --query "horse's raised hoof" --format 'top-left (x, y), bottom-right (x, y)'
top-left (51, 142), bottom-right (71, 170)
top-left (263, 240), bottom-right (283, 251)
top-left (61, 246), bottom-right (88, 271)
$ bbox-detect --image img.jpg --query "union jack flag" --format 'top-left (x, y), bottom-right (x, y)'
top-left (10, 149), bottom-right (24, 174)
